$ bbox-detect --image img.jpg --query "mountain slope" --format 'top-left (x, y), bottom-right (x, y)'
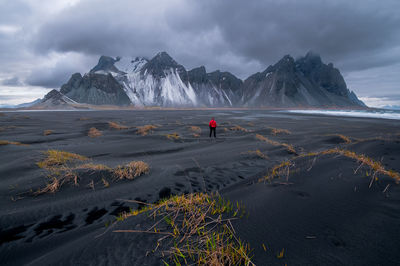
top-left (242, 52), bottom-right (365, 107)
top-left (60, 72), bottom-right (131, 106)
top-left (31, 89), bottom-right (77, 109)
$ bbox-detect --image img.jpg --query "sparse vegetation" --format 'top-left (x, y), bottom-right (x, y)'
top-left (188, 126), bottom-right (201, 133)
top-left (43, 130), bottom-right (54, 136)
top-left (76, 163), bottom-right (111, 171)
top-left (260, 147), bottom-right (400, 184)
top-left (243, 149), bottom-right (268, 159)
top-left (113, 161), bottom-right (150, 180)
top-left (0, 140), bottom-right (28, 146)
top-left (255, 134), bottom-right (296, 154)
top-left (108, 121), bottom-right (129, 130)
top-left (230, 125), bottom-right (250, 132)
top-left (36, 150), bottom-right (88, 170)
top-left (261, 161), bottom-right (292, 182)
top-left (114, 193), bottom-right (253, 265)
top-left (327, 134), bottom-right (352, 144)
top-left (188, 126), bottom-right (201, 138)
top-left (88, 127), bottom-right (102, 138)
top-left (270, 127), bottom-right (291, 136)
top-left (277, 248), bottom-right (285, 259)
top-left (166, 132), bottom-right (180, 140)
top-left (35, 150), bottom-right (150, 194)
top-left (137, 125), bottom-right (158, 136)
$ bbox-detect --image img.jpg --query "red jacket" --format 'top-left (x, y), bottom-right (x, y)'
top-left (209, 120), bottom-right (217, 128)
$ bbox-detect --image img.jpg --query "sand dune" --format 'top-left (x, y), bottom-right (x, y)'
top-left (0, 110), bottom-right (399, 265)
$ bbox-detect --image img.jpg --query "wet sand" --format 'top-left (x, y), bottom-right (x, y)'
top-left (0, 110), bottom-right (399, 265)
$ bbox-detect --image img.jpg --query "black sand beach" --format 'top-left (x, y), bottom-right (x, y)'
top-left (0, 110), bottom-right (399, 265)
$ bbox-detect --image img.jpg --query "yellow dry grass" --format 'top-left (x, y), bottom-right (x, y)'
top-left (37, 150), bottom-right (88, 170)
top-left (35, 150), bottom-right (150, 194)
top-left (166, 132), bottom-right (180, 140)
top-left (244, 149), bottom-right (268, 159)
top-left (43, 130), bottom-right (54, 136)
top-left (270, 127), bottom-right (291, 136)
top-left (75, 163), bottom-right (111, 171)
top-left (108, 121), bottom-right (129, 130)
top-left (255, 134), bottom-right (296, 154)
top-left (0, 140), bottom-right (28, 146)
top-left (188, 126), bottom-right (201, 133)
top-left (230, 125), bottom-right (250, 132)
top-left (136, 125), bottom-right (158, 136)
top-left (114, 193), bottom-right (253, 265)
top-left (88, 127), bottom-right (102, 138)
top-left (327, 134), bottom-right (352, 144)
top-left (113, 161), bottom-right (150, 180)
top-left (260, 148), bottom-right (400, 183)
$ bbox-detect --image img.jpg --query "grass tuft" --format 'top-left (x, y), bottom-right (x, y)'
top-left (137, 125), bottom-right (158, 136)
top-left (43, 130), bottom-right (54, 136)
top-left (255, 134), bottom-right (296, 154)
top-left (260, 148), bottom-right (400, 183)
top-left (230, 125), bottom-right (250, 132)
top-left (166, 132), bottom-right (180, 140)
top-left (243, 149), bottom-right (268, 159)
top-left (76, 163), bottom-right (111, 171)
top-left (35, 150), bottom-right (149, 194)
top-left (327, 134), bottom-right (352, 144)
top-left (88, 127), bottom-right (102, 138)
top-left (0, 140), bottom-right (28, 146)
top-left (114, 193), bottom-right (253, 265)
top-left (188, 126), bottom-right (201, 133)
top-left (113, 161), bottom-right (150, 180)
top-left (108, 121), bottom-right (129, 130)
top-left (270, 127), bottom-right (291, 136)
top-left (37, 150), bottom-right (88, 170)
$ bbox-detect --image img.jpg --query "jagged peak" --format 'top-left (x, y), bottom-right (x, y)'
top-left (277, 54), bottom-right (295, 65)
top-left (189, 66), bottom-right (206, 74)
top-left (90, 55), bottom-right (122, 74)
top-left (304, 51), bottom-right (322, 62)
top-left (141, 51), bottom-right (185, 77)
top-left (296, 51), bottom-right (323, 68)
top-left (149, 51), bottom-right (179, 66)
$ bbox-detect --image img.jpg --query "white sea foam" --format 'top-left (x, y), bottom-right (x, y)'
top-left (286, 109), bottom-right (400, 120)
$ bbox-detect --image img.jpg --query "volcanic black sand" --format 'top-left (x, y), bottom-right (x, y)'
top-left (0, 110), bottom-right (399, 265)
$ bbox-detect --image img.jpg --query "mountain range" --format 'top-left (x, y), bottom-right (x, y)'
top-left (35, 51), bottom-right (365, 108)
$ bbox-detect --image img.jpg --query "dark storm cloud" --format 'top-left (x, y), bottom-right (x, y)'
top-left (25, 69), bottom-right (69, 88)
top-left (32, 0), bottom-right (400, 78)
top-left (1, 0), bottom-right (400, 106)
top-left (25, 54), bottom-right (93, 88)
top-left (1, 77), bottom-right (23, 86)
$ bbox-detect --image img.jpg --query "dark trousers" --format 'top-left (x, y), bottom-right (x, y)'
top-left (209, 127), bottom-right (216, 138)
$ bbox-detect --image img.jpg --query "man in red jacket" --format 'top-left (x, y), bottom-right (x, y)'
top-left (209, 117), bottom-right (217, 138)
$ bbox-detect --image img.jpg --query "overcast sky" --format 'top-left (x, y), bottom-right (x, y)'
top-left (0, 0), bottom-right (399, 107)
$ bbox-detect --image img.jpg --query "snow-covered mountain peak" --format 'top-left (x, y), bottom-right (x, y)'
top-left (114, 56), bottom-right (148, 74)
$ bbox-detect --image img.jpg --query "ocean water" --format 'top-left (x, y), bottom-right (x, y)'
top-left (286, 109), bottom-right (400, 120)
